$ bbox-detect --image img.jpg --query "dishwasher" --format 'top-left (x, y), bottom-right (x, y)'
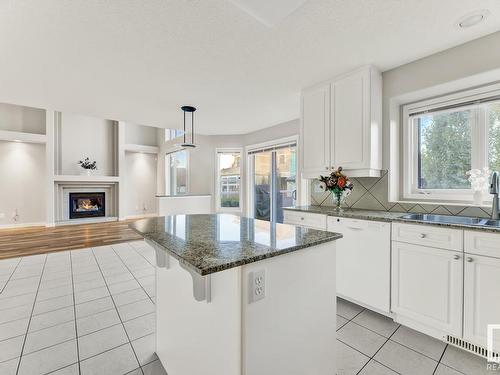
top-left (327, 216), bottom-right (391, 314)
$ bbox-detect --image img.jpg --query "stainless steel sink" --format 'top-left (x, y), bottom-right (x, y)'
top-left (400, 213), bottom-right (500, 228)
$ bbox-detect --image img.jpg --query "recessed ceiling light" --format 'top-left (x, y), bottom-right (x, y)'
top-left (457, 10), bottom-right (489, 28)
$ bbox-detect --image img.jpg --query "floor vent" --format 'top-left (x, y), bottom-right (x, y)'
top-left (446, 335), bottom-right (499, 361)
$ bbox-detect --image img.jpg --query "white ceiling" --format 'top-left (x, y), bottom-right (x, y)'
top-left (0, 0), bottom-right (499, 135)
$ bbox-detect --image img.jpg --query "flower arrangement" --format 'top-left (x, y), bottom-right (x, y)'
top-left (318, 166), bottom-right (354, 211)
top-left (78, 157), bottom-right (97, 175)
top-left (467, 168), bottom-right (491, 204)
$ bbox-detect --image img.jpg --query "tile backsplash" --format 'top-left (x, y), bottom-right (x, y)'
top-left (310, 170), bottom-right (492, 218)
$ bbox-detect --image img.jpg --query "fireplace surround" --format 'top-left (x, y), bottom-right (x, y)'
top-left (69, 192), bottom-right (105, 219)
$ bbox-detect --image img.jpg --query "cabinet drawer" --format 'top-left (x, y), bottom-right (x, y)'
top-left (283, 210), bottom-right (327, 230)
top-left (392, 223), bottom-right (463, 251)
top-left (464, 230), bottom-right (500, 258)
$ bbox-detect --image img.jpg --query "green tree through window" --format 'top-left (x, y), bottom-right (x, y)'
top-left (418, 110), bottom-right (472, 189)
top-left (489, 102), bottom-right (500, 172)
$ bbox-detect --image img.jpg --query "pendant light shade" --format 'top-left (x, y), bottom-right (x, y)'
top-left (180, 105), bottom-right (197, 148)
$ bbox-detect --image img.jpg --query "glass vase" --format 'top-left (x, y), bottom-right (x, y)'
top-left (332, 191), bottom-right (344, 212)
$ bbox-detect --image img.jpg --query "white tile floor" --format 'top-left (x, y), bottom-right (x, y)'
top-left (336, 299), bottom-right (499, 375)
top-left (0, 241), bottom-right (163, 375)
top-left (0, 241), bottom-right (497, 375)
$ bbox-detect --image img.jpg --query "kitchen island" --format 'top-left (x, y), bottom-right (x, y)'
top-left (131, 214), bottom-right (342, 375)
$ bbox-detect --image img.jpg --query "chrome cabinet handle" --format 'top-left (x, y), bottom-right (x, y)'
top-left (325, 167), bottom-right (329, 170)
top-left (453, 255), bottom-right (460, 260)
top-left (419, 233), bottom-right (427, 238)
top-left (466, 257), bottom-right (474, 263)
top-left (300, 217), bottom-right (304, 221)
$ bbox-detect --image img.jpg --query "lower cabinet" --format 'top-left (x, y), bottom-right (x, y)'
top-left (391, 241), bottom-right (463, 338)
top-left (464, 254), bottom-right (500, 352)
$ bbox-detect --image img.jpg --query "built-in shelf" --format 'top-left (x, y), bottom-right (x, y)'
top-left (124, 143), bottom-right (159, 154)
top-left (0, 130), bottom-right (47, 144)
top-left (53, 175), bottom-right (120, 183)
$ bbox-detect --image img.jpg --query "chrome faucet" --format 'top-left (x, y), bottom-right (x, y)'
top-left (491, 171), bottom-right (500, 220)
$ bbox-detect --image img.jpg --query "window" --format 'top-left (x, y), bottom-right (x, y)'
top-left (166, 150), bottom-right (188, 195)
top-left (216, 150), bottom-right (241, 211)
top-left (403, 85), bottom-right (500, 203)
top-left (247, 140), bottom-right (297, 222)
top-left (165, 129), bottom-right (184, 141)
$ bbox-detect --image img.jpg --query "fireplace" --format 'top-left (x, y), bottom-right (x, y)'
top-left (69, 192), bottom-right (105, 219)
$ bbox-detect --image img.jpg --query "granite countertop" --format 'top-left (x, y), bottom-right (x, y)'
top-left (130, 214), bottom-right (342, 275)
top-left (285, 206), bottom-right (405, 222)
top-left (284, 206), bottom-right (500, 232)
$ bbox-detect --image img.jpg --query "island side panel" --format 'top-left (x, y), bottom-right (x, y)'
top-left (155, 256), bottom-right (242, 375)
top-left (242, 241), bottom-right (336, 375)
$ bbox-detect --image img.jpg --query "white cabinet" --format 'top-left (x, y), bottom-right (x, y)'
top-left (464, 254), bottom-right (500, 352)
top-left (283, 210), bottom-right (326, 230)
top-left (463, 231), bottom-right (500, 352)
top-left (301, 84), bottom-right (330, 177)
top-left (391, 241), bottom-right (463, 339)
top-left (327, 217), bottom-right (391, 314)
top-left (301, 66), bottom-right (382, 178)
top-left (392, 222), bottom-right (463, 251)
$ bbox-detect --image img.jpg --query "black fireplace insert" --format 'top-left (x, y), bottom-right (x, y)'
top-left (69, 192), bottom-right (105, 219)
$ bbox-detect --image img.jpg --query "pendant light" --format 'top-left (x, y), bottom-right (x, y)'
top-left (180, 105), bottom-right (197, 148)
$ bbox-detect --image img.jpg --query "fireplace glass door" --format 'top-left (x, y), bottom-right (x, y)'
top-left (69, 193), bottom-right (106, 219)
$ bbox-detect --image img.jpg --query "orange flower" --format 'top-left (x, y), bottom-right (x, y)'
top-left (337, 177), bottom-right (346, 188)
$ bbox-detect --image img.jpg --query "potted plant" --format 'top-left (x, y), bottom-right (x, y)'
top-left (318, 166), bottom-right (354, 211)
top-left (78, 157), bottom-right (97, 176)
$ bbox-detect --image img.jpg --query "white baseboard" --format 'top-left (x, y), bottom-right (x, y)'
top-left (0, 222), bottom-right (46, 230)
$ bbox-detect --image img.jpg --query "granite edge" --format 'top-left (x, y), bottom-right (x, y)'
top-left (130, 222), bottom-right (343, 276)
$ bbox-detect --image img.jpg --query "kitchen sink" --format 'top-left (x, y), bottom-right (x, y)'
top-left (400, 213), bottom-right (500, 228)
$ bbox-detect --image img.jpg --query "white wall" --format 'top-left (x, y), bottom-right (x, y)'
top-left (60, 113), bottom-right (116, 175)
top-left (125, 123), bottom-right (158, 146)
top-left (157, 119), bottom-right (300, 213)
top-left (382, 31), bottom-right (500, 169)
top-left (0, 141), bottom-right (46, 226)
top-left (0, 103), bottom-right (45, 134)
top-left (124, 151), bottom-right (158, 217)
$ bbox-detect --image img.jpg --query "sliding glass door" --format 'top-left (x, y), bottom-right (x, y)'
top-left (249, 142), bottom-right (297, 222)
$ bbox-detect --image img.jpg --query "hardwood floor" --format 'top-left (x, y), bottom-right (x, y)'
top-left (0, 220), bottom-right (144, 259)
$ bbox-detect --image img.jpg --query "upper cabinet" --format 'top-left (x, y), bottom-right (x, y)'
top-left (301, 66), bottom-right (382, 178)
top-left (301, 83), bottom-right (330, 177)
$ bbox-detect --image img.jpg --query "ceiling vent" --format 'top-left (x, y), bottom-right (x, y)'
top-left (227, 0), bottom-right (308, 27)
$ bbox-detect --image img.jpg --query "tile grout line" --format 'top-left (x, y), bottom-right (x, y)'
top-left (354, 323), bottom-right (402, 375)
top-left (14, 254), bottom-right (48, 375)
top-left (90, 247), bottom-right (145, 375)
top-left (0, 258), bottom-right (26, 294)
top-left (69, 251), bottom-right (82, 375)
top-left (127, 242), bottom-right (155, 268)
top-left (110, 245), bottom-right (155, 305)
top-left (432, 344), bottom-right (449, 375)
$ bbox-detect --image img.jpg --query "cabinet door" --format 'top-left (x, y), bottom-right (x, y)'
top-left (301, 84), bottom-right (330, 178)
top-left (328, 217), bottom-right (391, 313)
top-left (464, 254), bottom-right (500, 352)
top-left (391, 242), bottom-right (463, 338)
top-left (331, 69), bottom-right (368, 169)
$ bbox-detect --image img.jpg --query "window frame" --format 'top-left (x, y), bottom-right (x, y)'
top-left (402, 84), bottom-right (500, 204)
top-left (215, 148), bottom-right (243, 213)
top-left (245, 136), bottom-right (300, 219)
top-left (165, 149), bottom-right (190, 196)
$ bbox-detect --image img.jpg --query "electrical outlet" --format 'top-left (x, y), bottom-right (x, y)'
top-left (248, 269), bottom-right (265, 303)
